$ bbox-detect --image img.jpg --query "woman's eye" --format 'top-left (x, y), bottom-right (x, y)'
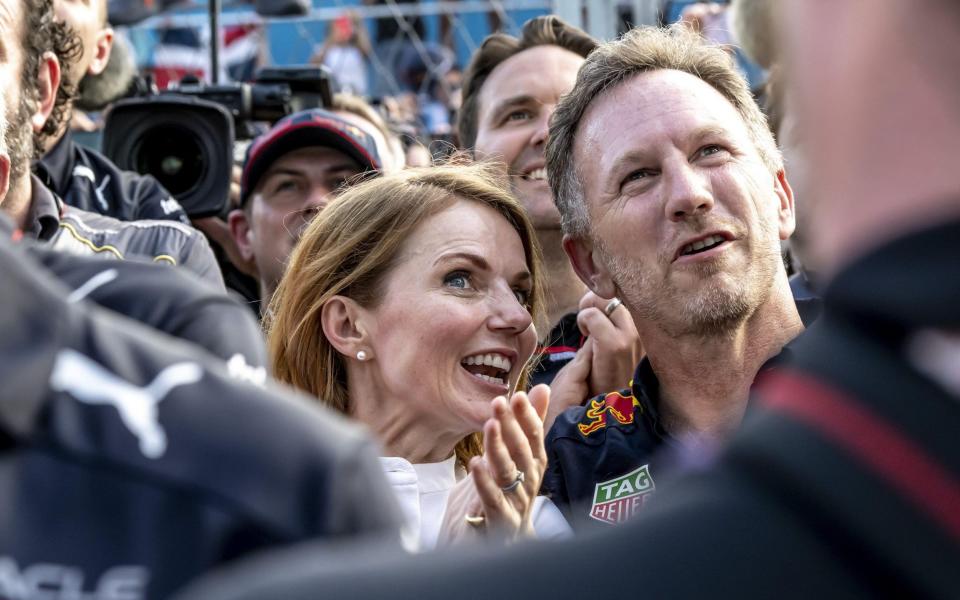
top-left (444, 271), bottom-right (472, 289)
top-left (513, 288), bottom-right (531, 306)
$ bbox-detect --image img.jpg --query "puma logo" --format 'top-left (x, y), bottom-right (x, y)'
top-left (67, 268), bottom-right (118, 303)
top-left (226, 353), bottom-right (267, 387)
top-left (160, 197), bottom-right (183, 216)
top-left (49, 350), bottom-right (204, 459)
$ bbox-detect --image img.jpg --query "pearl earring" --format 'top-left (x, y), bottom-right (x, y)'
top-left (356, 350), bottom-right (367, 361)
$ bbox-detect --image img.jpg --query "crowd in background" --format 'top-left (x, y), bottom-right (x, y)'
top-left (79, 1), bottom-right (764, 170)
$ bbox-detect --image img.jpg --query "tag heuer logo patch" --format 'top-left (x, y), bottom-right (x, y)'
top-left (590, 464), bottom-right (655, 525)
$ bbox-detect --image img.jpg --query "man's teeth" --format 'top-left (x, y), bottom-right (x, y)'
top-left (475, 373), bottom-right (505, 385)
top-left (522, 168), bottom-right (547, 181)
top-left (682, 234), bottom-right (726, 255)
top-left (462, 353), bottom-right (512, 372)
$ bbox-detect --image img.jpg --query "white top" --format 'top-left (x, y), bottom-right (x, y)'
top-left (322, 45), bottom-right (368, 96)
top-left (380, 455), bottom-right (572, 551)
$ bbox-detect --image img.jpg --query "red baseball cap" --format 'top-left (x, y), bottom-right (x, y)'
top-left (240, 108), bottom-right (382, 206)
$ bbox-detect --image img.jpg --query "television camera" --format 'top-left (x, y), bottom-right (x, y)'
top-left (101, 66), bottom-right (334, 218)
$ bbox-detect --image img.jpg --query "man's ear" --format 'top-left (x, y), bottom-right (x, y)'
top-left (227, 208), bottom-right (256, 263)
top-left (32, 51), bottom-right (61, 133)
top-left (88, 27), bottom-right (115, 77)
top-left (774, 169), bottom-right (797, 241)
top-left (321, 296), bottom-right (372, 360)
top-left (563, 233), bottom-right (618, 300)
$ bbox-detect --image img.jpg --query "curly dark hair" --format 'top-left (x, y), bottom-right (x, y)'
top-left (6, 0), bottom-right (82, 181)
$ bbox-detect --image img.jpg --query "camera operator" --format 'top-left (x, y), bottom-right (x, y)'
top-left (0, 0), bottom-right (223, 287)
top-left (35, 0), bottom-right (191, 224)
top-left (228, 108), bottom-right (383, 305)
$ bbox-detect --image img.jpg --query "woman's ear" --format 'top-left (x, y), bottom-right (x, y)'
top-left (321, 295), bottom-right (372, 360)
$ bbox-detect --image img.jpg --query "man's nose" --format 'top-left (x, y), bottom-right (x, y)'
top-left (663, 163), bottom-right (714, 222)
top-left (305, 184), bottom-right (334, 211)
top-left (531, 111), bottom-right (551, 148)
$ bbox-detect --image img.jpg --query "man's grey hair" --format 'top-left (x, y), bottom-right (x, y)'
top-left (546, 24), bottom-right (782, 237)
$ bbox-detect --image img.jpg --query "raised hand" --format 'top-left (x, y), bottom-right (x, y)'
top-left (576, 291), bottom-right (643, 398)
top-left (544, 292), bottom-right (643, 432)
top-left (438, 385), bottom-right (550, 544)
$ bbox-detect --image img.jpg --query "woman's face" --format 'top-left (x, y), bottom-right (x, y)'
top-left (361, 200), bottom-right (538, 434)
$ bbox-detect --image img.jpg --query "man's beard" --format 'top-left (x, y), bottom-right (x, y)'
top-left (5, 89), bottom-right (37, 184)
top-left (596, 221), bottom-right (781, 338)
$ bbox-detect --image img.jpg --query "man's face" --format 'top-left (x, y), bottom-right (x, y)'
top-left (0, 1), bottom-right (23, 112)
top-left (240, 146), bottom-right (363, 299)
top-left (570, 69), bottom-right (794, 336)
top-left (54, 0), bottom-right (112, 83)
top-left (0, 0), bottom-right (36, 186)
top-left (473, 45), bottom-right (584, 230)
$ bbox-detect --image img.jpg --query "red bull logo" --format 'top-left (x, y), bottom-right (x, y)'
top-left (578, 391), bottom-right (640, 437)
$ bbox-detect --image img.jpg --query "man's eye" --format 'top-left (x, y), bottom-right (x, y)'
top-left (444, 271), bottom-right (472, 289)
top-left (700, 145), bottom-right (724, 157)
top-left (622, 169), bottom-right (653, 187)
top-left (271, 180), bottom-right (299, 194)
top-left (505, 110), bottom-right (532, 123)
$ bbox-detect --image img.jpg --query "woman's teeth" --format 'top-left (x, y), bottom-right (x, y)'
top-left (462, 353), bottom-right (512, 372)
top-left (461, 353), bottom-right (512, 386)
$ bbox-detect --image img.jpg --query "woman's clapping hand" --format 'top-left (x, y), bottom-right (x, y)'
top-left (439, 384), bottom-right (550, 544)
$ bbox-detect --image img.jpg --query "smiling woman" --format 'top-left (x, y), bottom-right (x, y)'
top-left (266, 161), bottom-right (571, 549)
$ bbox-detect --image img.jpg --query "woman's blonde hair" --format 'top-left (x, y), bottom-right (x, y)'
top-left (266, 161), bottom-right (545, 466)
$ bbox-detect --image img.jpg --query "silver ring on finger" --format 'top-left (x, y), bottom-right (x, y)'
top-left (604, 297), bottom-right (623, 318)
top-left (500, 469), bottom-right (525, 493)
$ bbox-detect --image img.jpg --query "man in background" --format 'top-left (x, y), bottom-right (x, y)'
top-left (37, 0), bottom-right (190, 223)
top-left (229, 108), bottom-right (382, 305)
